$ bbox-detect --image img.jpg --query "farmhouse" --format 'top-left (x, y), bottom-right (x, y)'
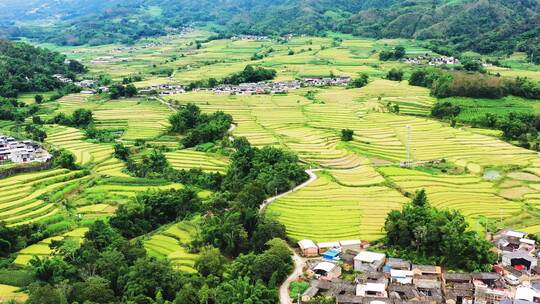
top-left (493, 228), bottom-right (536, 253)
top-left (354, 251), bottom-right (386, 272)
top-left (502, 251), bottom-right (538, 272)
top-left (356, 272), bottom-right (388, 298)
top-left (298, 239), bottom-right (318, 257)
top-left (0, 136), bottom-right (51, 164)
top-left (313, 261), bottom-right (342, 280)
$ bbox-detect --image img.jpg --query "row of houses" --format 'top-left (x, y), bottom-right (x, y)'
top-left (0, 136), bottom-right (51, 164)
top-left (139, 84), bottom-right (186, 96)
top-left (403, 56), bottom-right (460, 66)
top-left (297, 228), bottom-right (540, 304)
top-left (213, 76), bottom-right (352, 96)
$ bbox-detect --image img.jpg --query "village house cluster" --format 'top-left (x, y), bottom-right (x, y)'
top-left (0, 136), bottom-right (51, 164)
top-left (403, 55), bottom-right (460, 66)
top-left (213, 76), bottom-right (352, 96)
top-left (52, 75), bottom-right (108, 95)
top-left (296, 228), bottom-right (540, 304)
top-left (139, 84), bottom-right (186, 96)
top-left (231, 34), bottom-right (270, 41)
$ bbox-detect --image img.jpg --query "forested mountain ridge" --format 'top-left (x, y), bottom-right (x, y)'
top-left (0, 0), bottom-right (539, 56)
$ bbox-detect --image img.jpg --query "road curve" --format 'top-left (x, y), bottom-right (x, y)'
top-left (259, 168), bottom-right (321, 304)
top-left (279, 248), bottom-right (305, 304)
top-left (259, 168), bottom-right (322, 211)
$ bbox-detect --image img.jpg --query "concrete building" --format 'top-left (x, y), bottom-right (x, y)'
top-left (354, 251), bottom-right (386, 272)
top-left (298, 239), bottom-right (318, 257)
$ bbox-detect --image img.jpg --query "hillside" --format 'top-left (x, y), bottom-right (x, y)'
top-left (0, 39), bottom-right (83, 97)
top-left (0, 0), bottom-right (539, 57)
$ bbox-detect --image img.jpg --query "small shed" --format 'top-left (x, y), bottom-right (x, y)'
top-left (298, 240), bottom-right (318, 257)
top-left (339, 240), bottom-right (363, 251)
top-left (322, 248), bottom-right (341, 261)
top-left (313, 261), bottom-right (342, 280)
top-left (318, 241), bottom-right (340, 254)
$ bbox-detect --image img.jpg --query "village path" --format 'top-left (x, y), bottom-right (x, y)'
top-left (258, 168), bottom-right (321, 304)
top-left (280, 248), bottom-right (306, 304)
top-left (259, 168), bottom-right (322, 211)
top-left (155, 96), bottom-right (178, 113)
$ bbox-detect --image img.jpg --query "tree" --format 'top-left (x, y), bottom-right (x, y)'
top-left (70, 276), bottom-right (116, 303)
top-left (386, 68), bottom-right (403, 81)
top-left (215, 277), bottom-right (277, 304)
top-left (53, 150), bottom-right (77, 170)
top-left (341, 129), bottom-right (354, 141)
top-left (34, 94), bottom-right (44, 104)
top-left (384, 190), bottom-right (497, 271)
top-left (351, 74), bottom-right (369, 88)
top-left (394, 46), bottom-right (406, 59)
top-left (125, 84), bottom-right (138, 97)
top-left (431, 101), bottom-right (461, 119)
top-left (195, 246), bottom-right (227, 277)
top-left (113, 143), bottom-right (130, 161)
top-left (251, 217), bottom-right (286, 252)
top-left (27, 284), bottom-right (64, 304)
top-left (71, 108), bottom-right (93, 128)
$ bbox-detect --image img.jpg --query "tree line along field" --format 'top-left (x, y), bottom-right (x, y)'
top-left (3, 30), bottom-right (540, 288)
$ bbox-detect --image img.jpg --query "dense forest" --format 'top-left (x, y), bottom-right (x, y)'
top-left (0, 39), bottom-right (84, 97)
top-left (1, 0), bottom-right (539, 57)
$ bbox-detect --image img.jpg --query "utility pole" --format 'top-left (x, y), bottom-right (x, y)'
top-left (406, 124), bottom-right (412, 166)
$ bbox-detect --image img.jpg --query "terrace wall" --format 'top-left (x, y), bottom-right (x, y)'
top-left (0, 160), bottom-right (53, 179)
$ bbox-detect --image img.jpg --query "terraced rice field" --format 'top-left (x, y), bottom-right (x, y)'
top-left (92, 99), bottom-right (171, 140)
top-left (0, 169), bottom-right (89, 226)
top-left (267, 173), bottom-right (408, 242)
top-left (14, 228), bottom-right (88, 265)
top-left (166, 149), bottom-right (229, 173)
top-left (0, 284), bottom-right (28, 303)
top-left (72, 177), bottom-right (183, 218)
top-left (379, 167), bottom-right (522, 221)
top-left (46, 126), bottom-right (114, 166)
top-left (144, 221), bottom-right (200, 272)
top-left (47, 96), bottom-right (172, 141)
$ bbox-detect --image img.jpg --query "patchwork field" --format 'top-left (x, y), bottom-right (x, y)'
top-left (45, 126), bottom-right (114, 166)
top-left (0, 169), bottom-right (90, 226)
top-left (144, 220), bottom-right (200, 272)
top-left (2, 31), bottom-right (539, 274)
top-left (13, 227), bottom-right (89, 266)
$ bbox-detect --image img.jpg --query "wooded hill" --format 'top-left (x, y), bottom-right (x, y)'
top-left (0, 0), bottom-right (539, 57)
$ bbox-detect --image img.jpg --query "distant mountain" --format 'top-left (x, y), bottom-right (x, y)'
top-left (0, 0), bottom-right (539, 56)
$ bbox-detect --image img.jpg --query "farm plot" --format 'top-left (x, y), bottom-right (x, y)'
top-left (144, 221), bottom-right (200, 272)
top-left (72, 177), bottom-right (183, 218)
top-left (166, 149), bottom-right (229, 173)
top-left (344, 113), bottom-right (536, 169)
top-left (45, 126), bottom-right (114, 166)
top-left (92, 99), bottom-right (171, 140)
top-left (330, 166), bottom-right (385, 186)
top-left (0, 284), bottom-right (28, 303)
top-left (0, 169), bottom-right (90, 226)
top-left (13, 227), bottom-right (88, 266)
top-left (378, 167), bottom-right (522, 220)
top-left (267, 173), bottom-right (408, 242)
